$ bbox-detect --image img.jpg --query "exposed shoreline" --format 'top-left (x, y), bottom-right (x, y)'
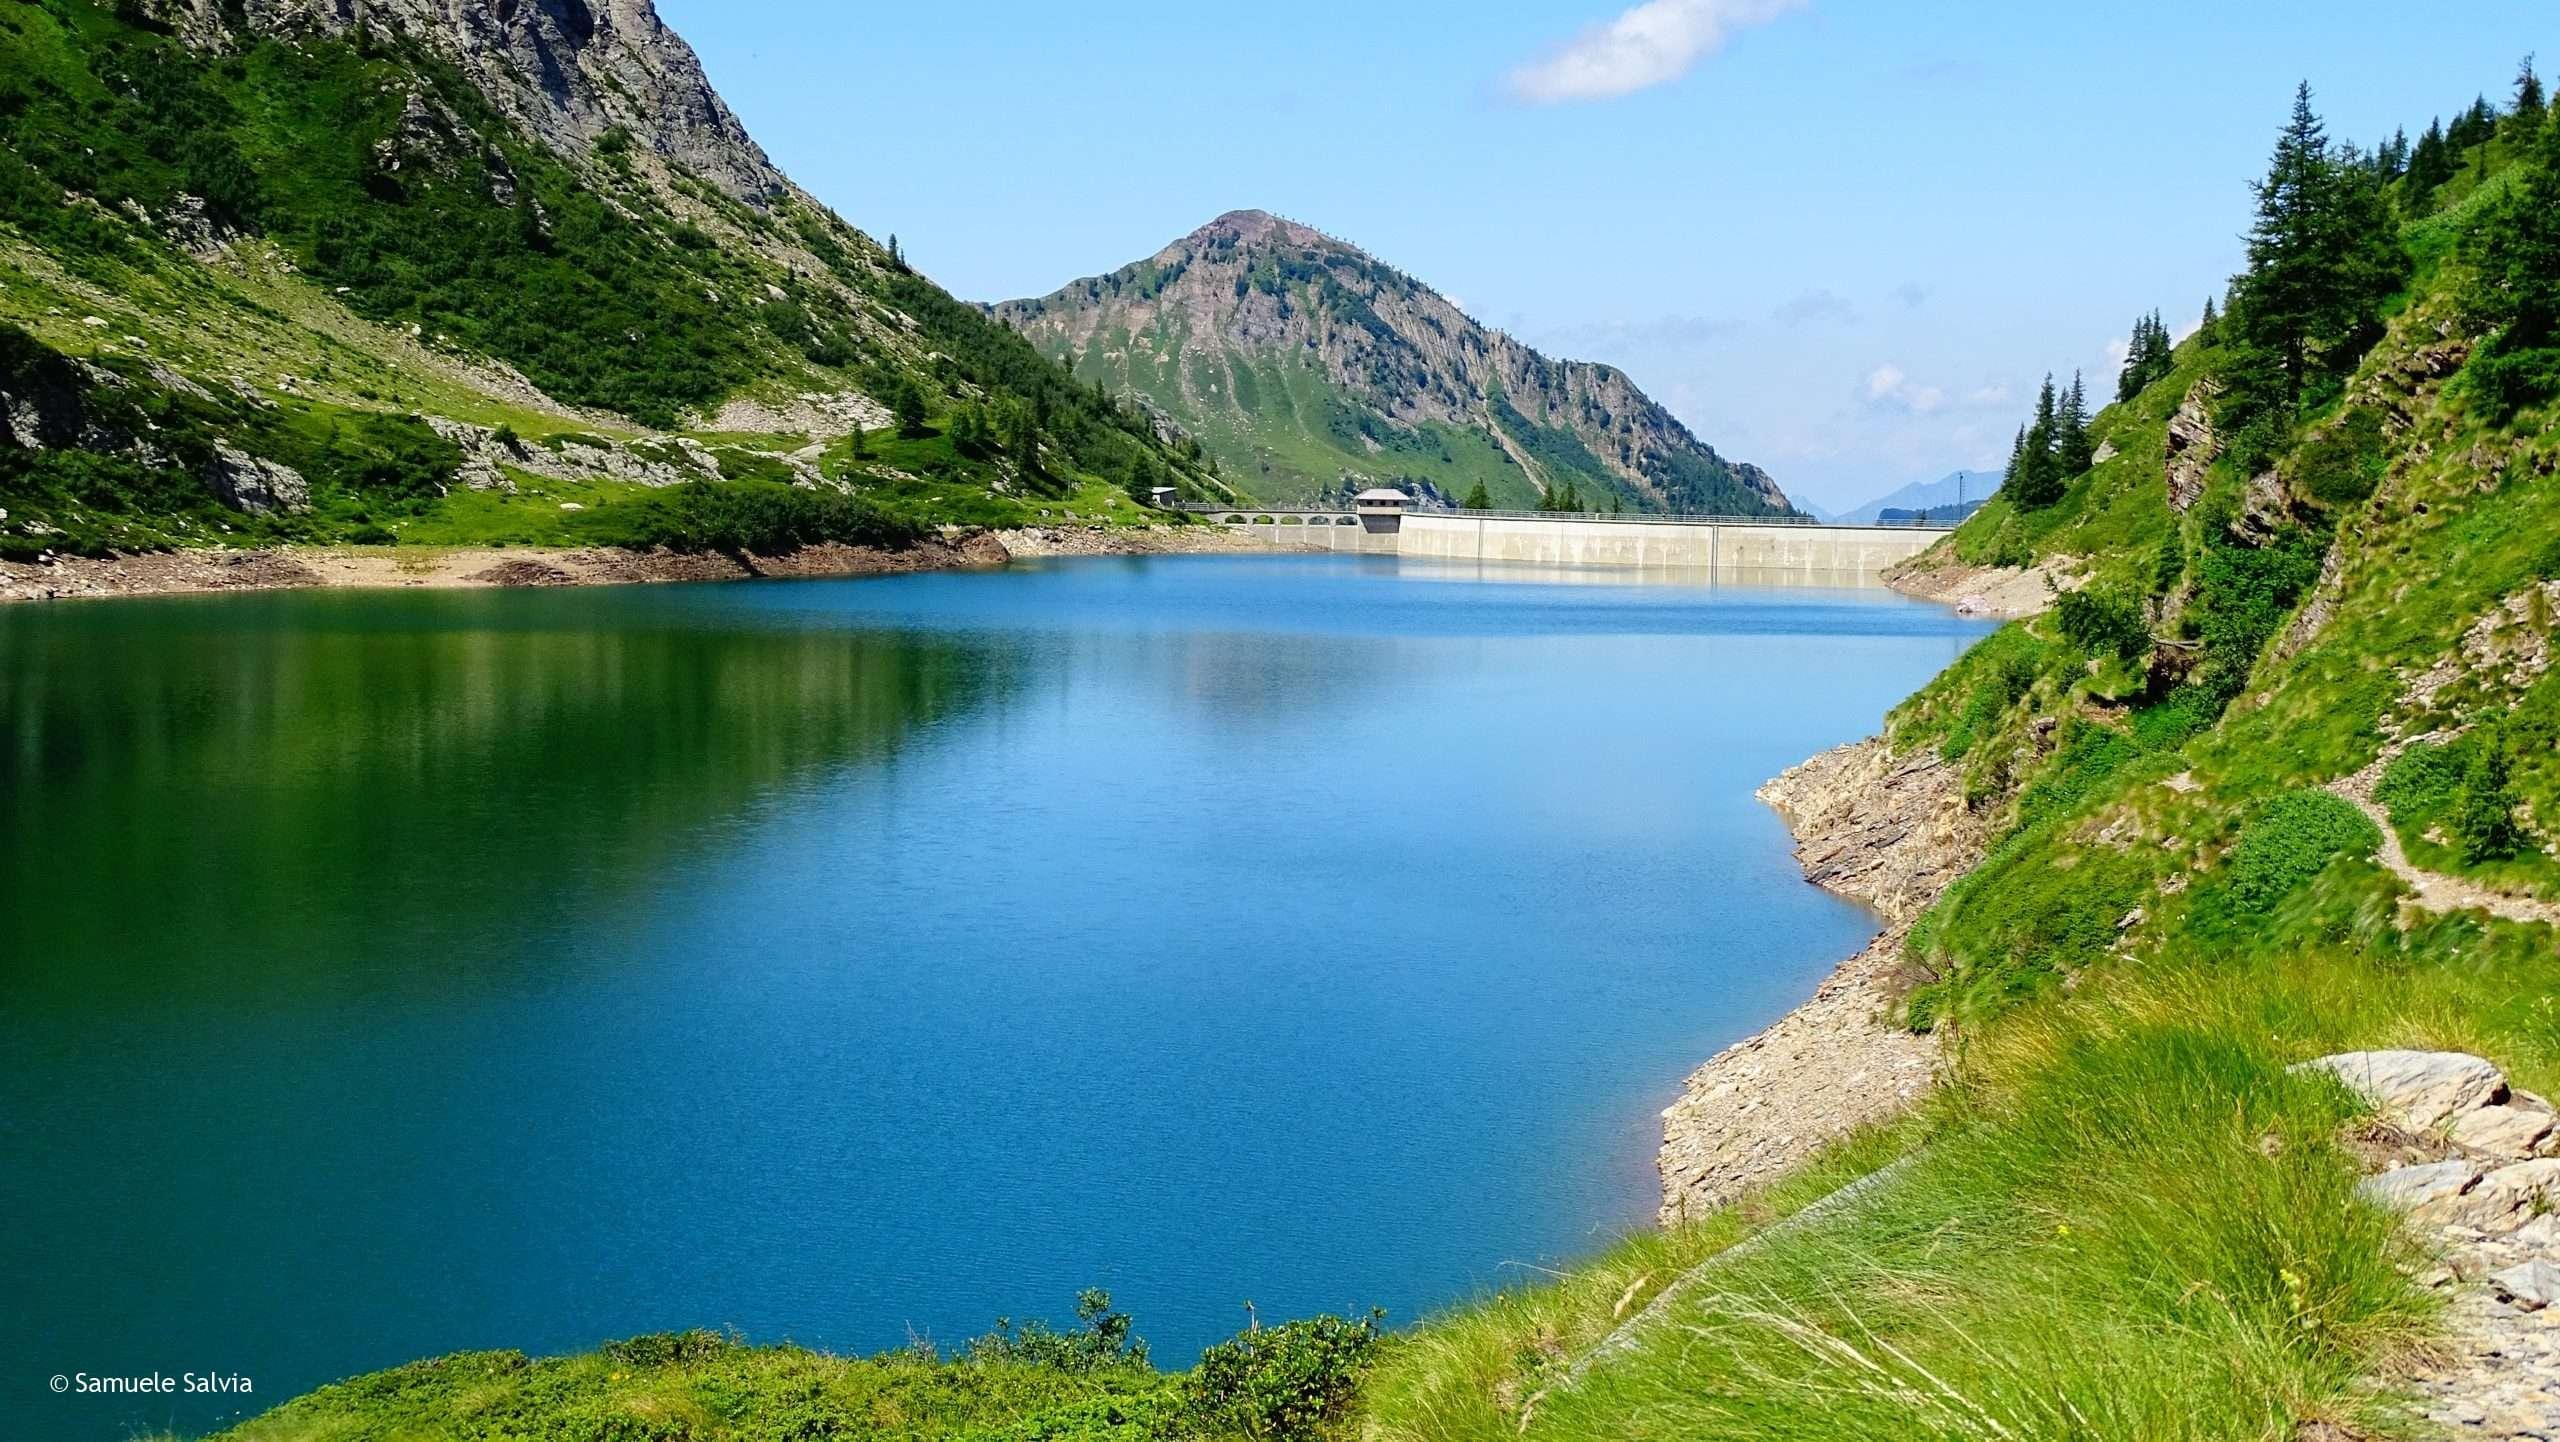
top-left (0, 525), bottom-right (1271, 604)
top-left (1655, 563), bottom-right (2030, 1222)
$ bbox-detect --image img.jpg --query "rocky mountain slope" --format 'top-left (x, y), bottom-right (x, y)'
top-left (0, 0), bottom-right (1217, 560)
top-left (995, 211), bottom-right (1788, 513)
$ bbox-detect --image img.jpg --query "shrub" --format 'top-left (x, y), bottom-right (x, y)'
top-left (632, 480), bottom-right (921, 557)
top-left (2375, 740), bottom-right (2466, 829)
top-left (2054, 587), bottom-right (2152, 660)
top-left (2451, 728), bottom-right (2527, 863)
top-left (2225, 789), bottom-right (2381, 913)
top-left (964, 1290), bottom-right (1149, 1375)
top-left (602, 1330), bottom-right (732, 1369)
top-left (1182, 1312), bottom-right (1384, 1442)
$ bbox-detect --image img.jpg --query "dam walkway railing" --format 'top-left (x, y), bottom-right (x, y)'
top-left (1173, 504), bottom-right (1958, 532)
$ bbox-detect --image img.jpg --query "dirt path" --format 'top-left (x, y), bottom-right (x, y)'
top-left (2327, 754), bottom-right (2560, 931)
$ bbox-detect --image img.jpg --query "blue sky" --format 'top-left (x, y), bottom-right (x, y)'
top-left (658, 1), bottom-right (2549, 510)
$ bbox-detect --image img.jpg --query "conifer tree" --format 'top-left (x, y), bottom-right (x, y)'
top-left (891, 378), bottom-right (930, 439)
top-left (2462, 98), bottom-right (2560, 415)
top-left (2199, 295), bottom-right (2221, 345)
top-left (2510, 55), bottom-right (2547, 142)
top-left (2012, 376), bottom-right (2067, 510)
top-left (2224, 83), bottom-right (2405, 430)
top-left (2057, 372), bottom-right (2095, 477)
top-left (2404, 119), bottom-right (2453, 206)
top-left (1461, 481), bottom-right (1492, 511)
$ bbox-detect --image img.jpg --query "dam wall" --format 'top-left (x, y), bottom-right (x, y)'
top-left (1389, 514), bottom-right (1944, 581)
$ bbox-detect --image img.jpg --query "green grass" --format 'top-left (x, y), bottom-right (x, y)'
top-left (205, 1334), bottom-right (1185, 1442)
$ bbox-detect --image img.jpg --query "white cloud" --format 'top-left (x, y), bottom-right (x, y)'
top-left (1864, 363), bottom-right (1945, 415)
top-left (1507, 0), bottom-right (1807, 105)
top-left (1966, 383), bottom-right (2012, 407)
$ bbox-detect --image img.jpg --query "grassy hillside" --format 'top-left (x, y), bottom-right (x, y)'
top-left (0, 0), bottom-right (1221, 560)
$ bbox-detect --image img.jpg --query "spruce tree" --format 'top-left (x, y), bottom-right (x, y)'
top-left (2226, 83), bottom-right (2405, 426)
top-left (2012, 376), bottom-right (2067, 510)
top-left (2057, 372), bottom-right (2095, 477)
top-left (2462, 99), bottom-right (2560, 414)
top-left (2510, 55), bottom-right (2547, 142)
top-left (1461, 480), bottom-right (1492, 511)
top-left (2404, 120), bottom-right (2452, 206)
top-left (2199, 295), bottom-right (2221, 345)
top-left (2117, 314), bottom-right (2152, 403)
top-left (891, 378), bottom-right (930, 439)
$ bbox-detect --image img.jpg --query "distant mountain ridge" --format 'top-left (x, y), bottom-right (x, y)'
top-left (994, 211), bottom-right (1789, 514)
top-left (1826, 470), bottom-right (2003, 526)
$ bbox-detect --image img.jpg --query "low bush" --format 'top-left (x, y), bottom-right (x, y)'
top-left (964, 1290), bottom-right (1150, 1375)
top-left (2224, 789), bottom-right (2382, 914)
top-left (1182, 1312), bottom-right (1384, 1442)
top-left (632, 480), bottom-right (922, 557)
top-left (2055, 587), bottom-right (2153, 660)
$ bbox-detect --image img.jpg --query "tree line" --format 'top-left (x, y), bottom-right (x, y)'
top-left (2000, 57), bottom-right (2558, 513)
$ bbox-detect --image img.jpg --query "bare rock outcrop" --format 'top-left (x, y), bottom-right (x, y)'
top-left (205, 441), bottom-right (312, 513)
top-left (2164, 379), bottom-right (2222, 512)
top-left (2314, 1050), bottom-right (2560, 1436)
top-left (166, 0), bottom-right (786, 202)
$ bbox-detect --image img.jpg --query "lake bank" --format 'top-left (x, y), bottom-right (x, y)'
top-left (0, 525), bottom-right (1270, 603)
top-left (1655, 559), bottom-right (2045, 1219)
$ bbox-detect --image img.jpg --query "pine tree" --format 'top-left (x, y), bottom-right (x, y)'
top-left (2012, 376), bottom-right (2067, 510)
top-left (890, 377), bottom-right (929, 439)
top-left (2462, 99), bottom-right (2560, 414)
top-left (2510, 55), bottom-right (2547, 142)
top-left (849, 423), bottom-right (869, 460)
top-left (2056, 371), bottom-right (2095, 476)
top-left (2199, 295), bottom-right (2221, 345)
top-left (2226, 83), bottom-right (2406, 425)
top-left (1461, 481), bottom-right (1492, 511)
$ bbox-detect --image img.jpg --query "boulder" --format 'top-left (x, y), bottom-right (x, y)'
top-left (2452, 1159), bottom-right (2560, 1232)
top-left (2358, 1159), bottom-right (2483, 1214)
top-left (2450, 1102), bottom-right (2560, 1160)
top-left (2298, 1051), bottom-right (2508, 1132)
top-left (205, 441), bottom-right (311, 515)
top-left (2489, 1259), bottom-right (2560, 1312)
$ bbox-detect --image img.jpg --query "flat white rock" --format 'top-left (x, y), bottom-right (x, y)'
top-left (2450, 1102), bottom-right (2560, 1159)
top-left (2360, 1160), bottom-right (2484, 1213)
top-left (2298, 1051), bottom-right (2507, 1132)
top-left (2489, 1259), bottom-right (2560, 1312)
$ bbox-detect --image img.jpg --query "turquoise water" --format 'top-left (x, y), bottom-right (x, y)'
top-left (0, 555), bottom-right (1987, 1439)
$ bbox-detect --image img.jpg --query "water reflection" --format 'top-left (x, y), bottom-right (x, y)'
top-left (0, 589), bottom-right (1015, 1006)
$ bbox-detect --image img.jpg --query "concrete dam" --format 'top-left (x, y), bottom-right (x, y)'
top-left (1206, 502), bottom-right (1949, 584)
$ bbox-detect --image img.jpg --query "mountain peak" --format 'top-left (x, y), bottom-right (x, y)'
top-left (1188, 209), bottom-right (1344, 252)
top-left (999, 216), bottom-right (1786, 515)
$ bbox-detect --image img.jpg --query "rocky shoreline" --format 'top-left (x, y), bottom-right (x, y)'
top-left (1655, 736), bottom-right (1991, 1222)
top-left (0, 525), bottom-right (1270, 604)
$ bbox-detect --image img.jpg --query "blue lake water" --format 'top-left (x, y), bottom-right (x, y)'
top-left (0, 554), bottom-right (1988, 1438)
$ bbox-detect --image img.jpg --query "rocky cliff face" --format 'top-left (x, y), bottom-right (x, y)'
top-left (997, 211), bottom-right (1787, 513)
top-left (159, 0), bottom-right (784, 200)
